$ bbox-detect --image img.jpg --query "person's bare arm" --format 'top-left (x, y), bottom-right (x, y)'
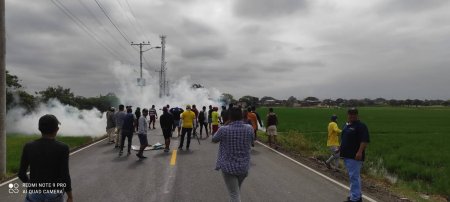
top-left (355, 142), bottom-right (368, 161)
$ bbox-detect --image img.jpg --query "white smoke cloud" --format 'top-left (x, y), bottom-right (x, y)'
top-left (6, 62), bottom-right (222, 136)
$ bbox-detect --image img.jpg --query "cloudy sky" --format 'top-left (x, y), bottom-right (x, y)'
top-left (5, 0), bottom-right (450, 100)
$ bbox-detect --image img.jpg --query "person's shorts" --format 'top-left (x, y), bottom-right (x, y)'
top-left (138, 133), bottom-right (148, 146)
top-left (208, 118), bottom-right (212, 124)
top-left (162, 128), bottom-right (172, 139)
top-left (173, 120), bottom-right (181, 128)
top-left (267, 125), bottom-right (277, 136)
top-left (149, 116), bottom-right (156, 122)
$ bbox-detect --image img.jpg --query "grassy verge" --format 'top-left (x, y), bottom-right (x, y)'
top-left (4, 134), bottom-right (94, 178)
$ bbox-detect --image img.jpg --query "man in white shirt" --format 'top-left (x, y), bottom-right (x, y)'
top-left (137, 108), bottom-right (149, 159)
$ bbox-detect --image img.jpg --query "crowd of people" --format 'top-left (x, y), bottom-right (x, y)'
top-left (17, 102), bottom-right (369, 202)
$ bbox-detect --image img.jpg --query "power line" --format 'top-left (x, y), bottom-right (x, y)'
top-left (93, 0), bottom-right (131, 44)
top-left (124, 0), bottom-right (151, 40)
top-left (50, 0), bottom-right (128, 61)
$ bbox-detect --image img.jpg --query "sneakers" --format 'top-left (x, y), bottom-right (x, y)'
top-left (136, 154), bottom-right (147, 159)
top-left (164, 148), bottom-right (170, 153)
top-left (118, 151), bottom-right (123, 156)
top-left (127, 151), bottom-right (131, 156)
top-left (344, 197), bottom-right (362, 202)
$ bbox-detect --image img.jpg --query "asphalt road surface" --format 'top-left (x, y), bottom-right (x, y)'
top-left (0, 127), bottom-right (378, 202)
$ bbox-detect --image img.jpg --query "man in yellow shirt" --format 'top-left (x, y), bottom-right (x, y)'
top-left (178, 105), bottom-right (196, 150)
top-left (326, 115), bottom-right (342, 170)
top-left (211, 107), bottom-right (220, 135)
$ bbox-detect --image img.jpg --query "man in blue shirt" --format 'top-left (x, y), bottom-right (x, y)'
top-left (213, 107), bottom-right (254, 202)
top-left (340, 108), bottom-right (370, 202)
top-left (119, 107), bottom-right (135, 156)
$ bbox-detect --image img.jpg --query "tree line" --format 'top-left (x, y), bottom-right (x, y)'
top-left (220, 94), bottom-right (450, 107)
top-left (6, 71), bottom-right (119, 113)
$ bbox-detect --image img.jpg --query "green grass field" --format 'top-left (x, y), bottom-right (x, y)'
top-left (256, 107), bottom-right (450, 197)
top-left (5, 134), bottom-right (93, 176)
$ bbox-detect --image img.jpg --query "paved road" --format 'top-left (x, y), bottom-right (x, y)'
top-left (0, 127), bottom-right (378, 202)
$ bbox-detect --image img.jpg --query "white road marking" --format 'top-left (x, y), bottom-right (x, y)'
top-left (256, 141), bottom-right (377, 202)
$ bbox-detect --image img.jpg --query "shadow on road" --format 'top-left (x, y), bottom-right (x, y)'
top-left (128, 159), bottom-right (145, 169)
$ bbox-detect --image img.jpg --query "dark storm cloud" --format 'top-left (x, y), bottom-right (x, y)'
top-left (233, 0), bottom-right (309, 19)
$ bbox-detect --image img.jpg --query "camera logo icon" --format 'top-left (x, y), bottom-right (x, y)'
top-left (8, 183), bottom-right (19, 194)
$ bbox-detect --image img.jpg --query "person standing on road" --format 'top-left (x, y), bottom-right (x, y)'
top-left (251, 106), bottom-right (263, 129)
top-left (170, 106), bottom-right (184, 137)
top-left (134, 107), bottom-right (141, 132)
top-left (325, 115), bottom-right (342, 170)
top-left (19, 114), bottom-right (73, 202)
top-left (114, 104), bottom-right (127, 148)
top-left (247, 107), bottom-right (258, 147)
top-left (178, 105), bottom-right (196, 150)
top-left (265, 108), bottom-right (279, 148)
top-left (120, 107), bottom-right (135, 156)
top-left (340, 108), bottom-right (370, 202)
top-left (211, 107), bottom-right (220, 135)
top-left (198, 106), bottom-right (209, 138)
top-left (106, 107), bottom-right (116, 144)
top-left (208, 105), bottom-right (213, 133)
top-left (191, 104), bottom-right (199, 134)
top-left (160, 107), bottom-right (174, 152)
top-left (137, 108), bottom-right (150, 159)
top-left (149, 105), bottom-right (158, 129)
top-left (213, 107), bottom-right (254, 202)
top-left (220, 105), bottom-right (229, 125)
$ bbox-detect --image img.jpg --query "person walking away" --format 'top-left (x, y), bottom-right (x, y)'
top-left (208, 105), bottom-right (213, 133)
top-left (242, 109), bottom-right (252, 126)
top-left (120, 107), bottom-right (135, 156)
top-left (251, 106), bottom-right (263, 129)
top-left (212, 107), bottom-right (254, 202)
top-left (211, 107), bottom-right (220, 135)
top-left (247, 107), bottom-right (258, 147)
top-left (149, 105), bottom-right (158, 129)
top-left (325, 115), bottom-right (342, 170)
top-left (266, 108), bottom-right (279, 148)
top-left (220, 105), bottom-right (229, 125)
top-left (170, 106), bottom-right (184, 137)
top-left (106, 107), bottom-right (116, 144)
top-left (340, 108), bottom-right (370, 202)
top-left (198, 106), bottom-right (209, 138)
top-left (134, 107), bottom-right (141, 132)
top-left (178, 105), bottom-right (196, 150)
top-left (160, 107), bottom-right (174, 152)
top-left (137, 108), bottom-right (150, 159)
top-left (191, 104), bottom-right (199, 134)
top-left (19, 114), bottom-right (73, 202)
top-left (114, 104), bottom-right (127, 148)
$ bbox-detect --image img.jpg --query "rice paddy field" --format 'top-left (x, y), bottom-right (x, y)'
top-left (256, 107), bottom-right (450, 197)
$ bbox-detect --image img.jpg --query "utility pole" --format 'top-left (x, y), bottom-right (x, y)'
top-left (159, 35), bottom-right (167, 98)
top-left (131, 42), bottom-right (160, 87)
top-left (0, 0), bottom-right (6, 177)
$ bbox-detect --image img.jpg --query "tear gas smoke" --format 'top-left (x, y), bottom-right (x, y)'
top-left (6, 62), bottom-right (222, 136)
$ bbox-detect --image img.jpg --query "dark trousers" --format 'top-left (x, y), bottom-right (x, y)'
top-left (199, 122), bottom-right (208, 136)
top-left (120, 131), bottom-right (133, 152)
top-left (178, 128), bottom-right (192, 149)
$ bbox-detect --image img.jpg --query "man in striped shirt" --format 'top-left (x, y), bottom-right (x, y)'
top-left (148, 105), bottom-right (157, 129)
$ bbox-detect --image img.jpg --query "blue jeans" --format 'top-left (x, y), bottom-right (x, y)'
top-left (344, 158), bottom-right (362, 201)
top-left (25, 192), bottom-right (64, 202)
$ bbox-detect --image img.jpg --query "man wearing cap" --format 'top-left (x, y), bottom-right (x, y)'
top-left (325, 114), bottom-right (342, 170)
top-left (106, 107), bottom-right (116, 144)
top-left (340, 108), bottom-right (370, 202)
top-left (19, 114), bottom-right (73, 202)
top-left (178, 105), bottom-right (196, 150)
